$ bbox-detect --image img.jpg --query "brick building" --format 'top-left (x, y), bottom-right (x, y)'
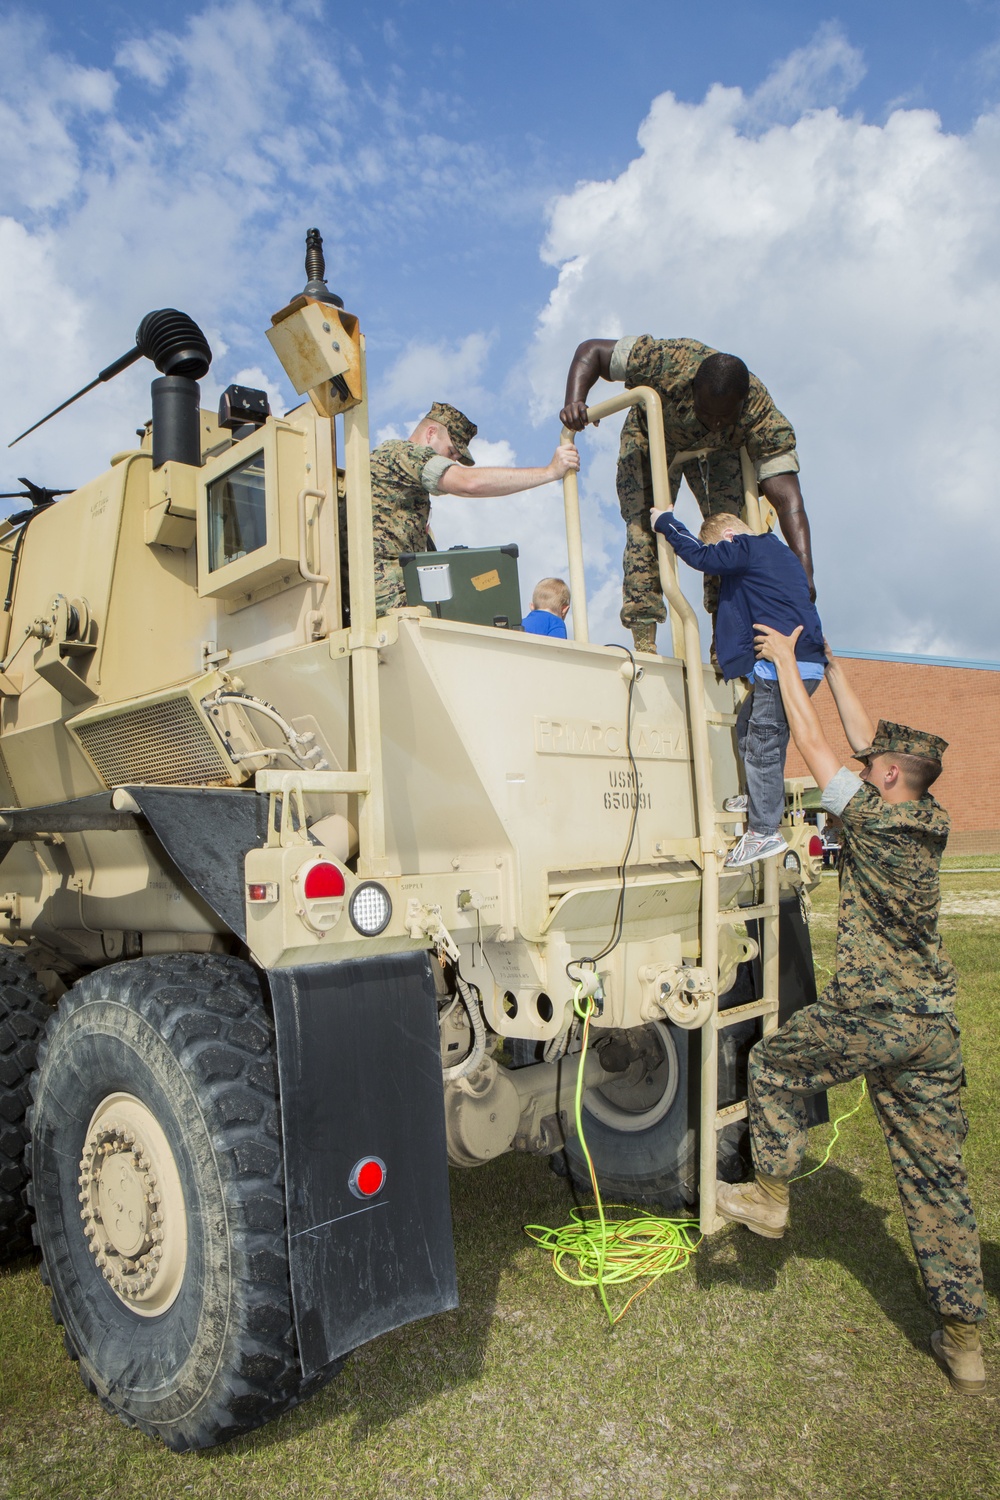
top-left (784, 649), bottom-right (1000, 855)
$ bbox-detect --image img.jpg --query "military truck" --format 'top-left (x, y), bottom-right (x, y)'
top-left (0, 234), bottom-right (822, 1450)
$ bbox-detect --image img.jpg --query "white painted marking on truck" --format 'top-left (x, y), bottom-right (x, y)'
top-left (534, 716), bottom-right (687, 760)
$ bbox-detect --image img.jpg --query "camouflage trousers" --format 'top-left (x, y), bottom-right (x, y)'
top-left (748, 1001), bottom-right (986, 1322)
top-left (617, 411), bottom-right (744, 629)
top-left (374, 557), bottom-right (407, 616)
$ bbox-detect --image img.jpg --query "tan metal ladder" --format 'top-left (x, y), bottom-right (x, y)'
top-left (561, 397), bottom-right (784, 1236)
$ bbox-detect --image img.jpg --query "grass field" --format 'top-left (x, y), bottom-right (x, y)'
top-left (1, 874), bottom-right (997, 1500)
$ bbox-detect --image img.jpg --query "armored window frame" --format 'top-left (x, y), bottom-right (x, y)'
top-left (196, 419), bottom-right (309, 606)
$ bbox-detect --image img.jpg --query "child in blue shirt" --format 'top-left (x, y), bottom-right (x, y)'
top-left (522, 577), bottom-right (570, 638)
top-left (650, 503), bottom-right (825, 867)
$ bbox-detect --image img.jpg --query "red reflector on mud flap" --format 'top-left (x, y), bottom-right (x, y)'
top-left (349, 1156), bottom-right (386, 1199)
top-left (302, 861), bottom-right (346, 900)
top-left (809, 835), bottom-right (823, 858)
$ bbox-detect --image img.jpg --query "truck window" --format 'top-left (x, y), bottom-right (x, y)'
top-left (207, 451), bottom-right (267, 571)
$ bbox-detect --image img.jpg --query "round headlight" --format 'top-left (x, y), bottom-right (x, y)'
top-left (783, 851), bottom-right (801, 872)
top-left (348, 881), bottom-right (392, 935)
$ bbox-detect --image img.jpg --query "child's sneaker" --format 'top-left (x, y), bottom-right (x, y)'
top-left (725, 831), bottom-right (788, 868)
top-left (723, 794), bottom-right (748, 813)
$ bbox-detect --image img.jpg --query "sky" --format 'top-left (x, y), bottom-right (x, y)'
top-left (3, 0), bottom-right (1000, 657)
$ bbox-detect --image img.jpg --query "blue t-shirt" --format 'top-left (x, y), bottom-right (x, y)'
top-left (522, 609), bottom-right (567, 638)
top-left (754, 659), bottom-right (825, 682)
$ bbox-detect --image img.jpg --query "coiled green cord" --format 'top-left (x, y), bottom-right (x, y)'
top-left (524, 986), bottom-right (701, 1325)
top-left (525, 985), bottom-right (869, 1324)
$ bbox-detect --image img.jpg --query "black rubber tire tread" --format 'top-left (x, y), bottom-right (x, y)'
top-left (27, 953), bottom-right (343, 1451)
top-left (563, 1020), bottom-right (697, 1213)
top-left (0, 949), bottom-right (50, 1261)
top-left (562, 962), bottom-right (762, 1210)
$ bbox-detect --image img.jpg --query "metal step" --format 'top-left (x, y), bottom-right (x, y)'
top-left (718, 902), bottom-right (779, 924)
top-left (715, 997), bottom-right (778, 1028)
top-left (715, 1099), bottom-right (748, 1129)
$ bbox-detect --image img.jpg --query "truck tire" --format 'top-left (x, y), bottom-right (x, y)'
top-left (26, 953), bottom-right (342, 1451)
top-left (0, 950), bottom-right (50, 1261)
top-left (563, 1020), bottom-right (696, 1212)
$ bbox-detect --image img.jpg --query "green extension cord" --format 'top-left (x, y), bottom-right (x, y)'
top-left (525, 985), bottom-right (869, 1324)
top-left (525, 986), bottom-right (701, 1325)
top-left (791, 1075), bottom-right (868, 1180)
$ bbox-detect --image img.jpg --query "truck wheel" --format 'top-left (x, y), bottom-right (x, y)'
top-left (27, 953), bottom-right (342, 1451)
top-left (563, 1020), bottom-right (696, 1212)
top-left (0, 949), bottom-right (50, 1261)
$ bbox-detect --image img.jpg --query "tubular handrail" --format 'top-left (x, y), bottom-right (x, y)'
top-left (560, 398), bottom-right (722, 652)
top-left (559, 423), bottom-right (589, 644)
top-left (342, 339), bottom-right (390, 874)
top-left (297, 488), bottom-right (330, 585)
top-left (559, 386), bottom-right (716, 855)
top-left (559, 386), bottom-right (730, 1235)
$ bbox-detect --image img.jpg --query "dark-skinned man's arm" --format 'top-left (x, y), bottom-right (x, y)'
top-left (759, 471), bottom-right (815, 601)
top-left (559, 339), bottom-right (617, 430)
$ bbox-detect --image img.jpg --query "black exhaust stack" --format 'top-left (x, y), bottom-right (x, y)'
top-left (138, 310), bottom-right (213, 470)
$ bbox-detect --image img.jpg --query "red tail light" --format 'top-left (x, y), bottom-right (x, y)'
top-left (303, 861), bottom-right (346, 899)
top-left (808, 835), bottom-right (823, 858)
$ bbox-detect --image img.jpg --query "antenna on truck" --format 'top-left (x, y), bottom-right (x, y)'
top-left (9, 309), bottom-right (213, 448)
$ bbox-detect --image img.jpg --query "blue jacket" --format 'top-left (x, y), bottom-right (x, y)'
top-left (653, 510), bottom-right (824, 681)
top-left (522, 608), bottom-right (567, 638)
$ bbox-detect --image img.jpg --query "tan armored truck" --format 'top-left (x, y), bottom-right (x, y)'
top-left (0, 234), bottom-right (824, 1450)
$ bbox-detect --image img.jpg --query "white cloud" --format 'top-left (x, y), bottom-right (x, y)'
top-left (749, 21), bottom-right (865, 124)
top-left (527, 37), bottom-right (1000, 659)
top-left (0, 1), bottom-right (510, 496)
top-left (377, 332), bottom-right (492, 414)
top-left (0, 16), bottom-right (115, 213)
top-left (5, 10), bottom-right (1000, 663)
top-left (114, 36), bottom-right (178, 88)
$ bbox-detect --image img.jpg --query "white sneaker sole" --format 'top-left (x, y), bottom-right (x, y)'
top-left (724, 849), bottom-right (787, 868)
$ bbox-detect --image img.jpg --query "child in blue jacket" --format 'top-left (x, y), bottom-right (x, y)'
top-left (650, 502), bottom-right (825, 867)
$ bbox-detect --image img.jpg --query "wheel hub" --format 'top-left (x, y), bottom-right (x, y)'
top-left (78, 1093), bottom-right (187, 1316)
top-left (584, 1022), bottom-right (680, 1133)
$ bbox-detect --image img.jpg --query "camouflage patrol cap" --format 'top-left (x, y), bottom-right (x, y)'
top-left (853, 719), bottom-right (949, 765)
top-left (426, 402), bottom-right (477, 465)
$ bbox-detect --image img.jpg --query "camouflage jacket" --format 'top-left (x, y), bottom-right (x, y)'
top-left (821, 770), bottom-right (957, 1014)
top-left (614, 336), bottom-right (797, 473)
top-left (370, 439), bottom-right (453, 562)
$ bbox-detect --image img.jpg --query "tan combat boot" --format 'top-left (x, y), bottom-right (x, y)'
top-left (931, 1319), bottom-right (986, 1395)
top-left (631, 622), bottom-right (657, 654)
top-left (715, 1174), bottom-right (789, 1239)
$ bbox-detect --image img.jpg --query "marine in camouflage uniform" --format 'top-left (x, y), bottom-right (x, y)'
top-left (612, 336), bottom-right (799, 627)
top-left (745, 723), bottom-right (985, 1326)
top-left (369, 402), bottom-right (477, 616)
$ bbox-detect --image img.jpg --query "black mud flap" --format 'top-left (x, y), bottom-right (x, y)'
top-left (124, 785), bottom-right (267, 942)
top-left (746, 893), bottom-right (829, 1128)
top-left (267, 952), bottom-right (457, 1377)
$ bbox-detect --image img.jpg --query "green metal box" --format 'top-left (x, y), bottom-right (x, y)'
top-left (399, 544), bottom-right (521, 628)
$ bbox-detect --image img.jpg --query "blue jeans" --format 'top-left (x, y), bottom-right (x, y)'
top-left (735, 676), bottom-right (821, 835)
